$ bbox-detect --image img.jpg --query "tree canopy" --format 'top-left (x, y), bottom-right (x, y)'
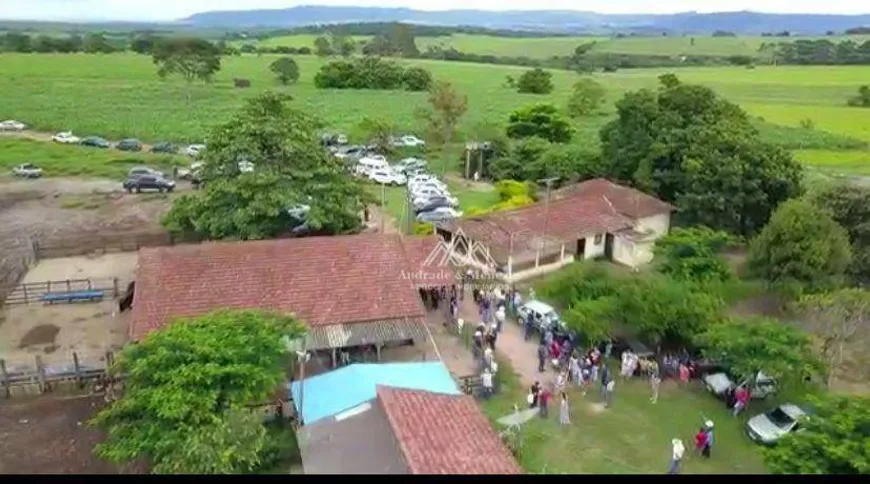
top-left (269, 57), bottom-right (300, 85)
top-left (694, 317), bottom-right (822, 388)
top-left (654, 226), bottom-right (734, 283)
top-left (506, 104), bottom-right (573, 143)
top-left (747, 198), bottom-right (852, 294)
top-left (91, 310), bottom-right (305, 474)
top-left (152, 37), bottom-right (222, 84)
top-left (163, 92), bottom-right (369, 240)
top-left (599, 74), bottom-right (803, 237)
top-left (515, 68), bottom-right (554, 94)
top-left (566, 78), bottom-right (606, 117)
top-left (763, 395), bottom-right (870, 474)
top-left (811, 182), bottom-right (870, 283)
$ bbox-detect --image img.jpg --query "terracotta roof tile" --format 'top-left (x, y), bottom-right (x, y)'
top-left (554, 178), bottom-right (676, 219)
top-left (399, 235), bottom-right (458, 288)
top-left (376, 386), bottom-right (522, 475)
top-left (130, 234), bottom-right (426, 340)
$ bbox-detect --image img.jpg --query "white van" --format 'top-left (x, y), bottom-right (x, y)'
top-left (357, 156), bottom-right (389, 176)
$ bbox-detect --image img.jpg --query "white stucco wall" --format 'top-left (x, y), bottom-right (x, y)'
top-left (634, 212), bottom-right (672, 239)
top-left (612, 236), bottom-right (655, 268)
top-left (583, 233), bottom-right (606, 260)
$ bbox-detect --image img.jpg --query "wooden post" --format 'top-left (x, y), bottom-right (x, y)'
top-left (113, 278), bottom-right (119, 298)
top-left (22, 283), bottom-right (28, 305)
top-left (35, 355), bottom-right (46, 394)
top-left (376, 344), bottom-right (381, 361)
top-left (66, 279), bottom-right (71, 292)
top-left (331, 348), bottom-right (337, 368)
top-left (73, 352), bottom-right (83, 389)
top-left (1, 359), bottom-right (9, 398)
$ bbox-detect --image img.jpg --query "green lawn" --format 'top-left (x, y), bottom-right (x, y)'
top-left (481, 358), bottom-right (768, 474)
top-left (794, 149), bottom-right (870, 177)
top-left (1, 53), bottom-right (869, 177)
top-left (0, 137), bottom-right (186, 179)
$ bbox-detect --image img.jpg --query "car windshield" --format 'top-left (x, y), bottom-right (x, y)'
top-left (22, 164), bottom-right (35, 169)
top-left (766, 408), bottom-right (795, 429)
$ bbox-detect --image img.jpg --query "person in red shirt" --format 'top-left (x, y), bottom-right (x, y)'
top-left (549, 340), bottom-right (561, 367)
top-left (539, 388), bottom-right (552, 419)
top-left (732, 386), bottom-right (750, 416)
top-left (694, 427), bottom-right (708, 456)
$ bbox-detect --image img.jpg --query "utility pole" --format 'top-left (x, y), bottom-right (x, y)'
top-left (538, 177), bottom-right (559, 259)
top-left (380, 182), bottom-right (386, 233)
top-left (405, 184), bottom-right (415, 235)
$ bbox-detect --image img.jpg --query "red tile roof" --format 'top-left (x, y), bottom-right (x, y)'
top-left (376, 386), bottom-right (522, 475)
top-left (400, 235), bottom-right (458, 288)
top-left (130, 234), bottom-right (427, 340)
top-left (443, 178), bottom-right (672, 262)
top-left (554, 178), bottom-right (675, 219)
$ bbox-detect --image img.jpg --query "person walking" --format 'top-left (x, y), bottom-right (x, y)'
top-left (600, 363), bottom-right (612, 399)
top-left (604, 379), bottom-right (615, 408)
top-left (702, 421), bottom-right (714, 458)
top-left (481, 368), bottom-right (494, 399)
top-left (529, 381), bottom-right (541, 408)
top-left (537, 343), bottom-right (548, 373)
top-left (694, 427), bottom-right (708, 457)
top-left (678, 363), bottom-right (690, 386)
top-left (523, 313), bottom-right (534, 341)
top-left (668, 438), bottom-right (685, 474)
top-left (650, 370), bottom-right (662, 404)
top-left (559, 392), bottom-right (571, 426)
top-left (539, 388), bottom-right (551, 419)
top-left (732, 386), bottom-right (750, 417)
top-left (495, 304), bottom-right (506, 333)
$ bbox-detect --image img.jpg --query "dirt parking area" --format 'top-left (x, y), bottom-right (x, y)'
top-left (0, 253), bottom-right (137, 369)
top-left (0, 394), bottom-right (144, 474)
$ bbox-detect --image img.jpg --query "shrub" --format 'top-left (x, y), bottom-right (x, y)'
top-left (314, 57), bottom-right (431, 92)
top-left (402, 66), bottom-right (433, 91)
top-left (515, 68), bottom-right (553, 94)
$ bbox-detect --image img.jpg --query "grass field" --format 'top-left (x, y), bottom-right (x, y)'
top-left (1, 53), bottom-right (869, 177)
top-left (0, 138), bottom-right (185, 179)
top-left (481, 358), bottom-right (768, 474)
top-left (251, 33), bottom-right (870, 60)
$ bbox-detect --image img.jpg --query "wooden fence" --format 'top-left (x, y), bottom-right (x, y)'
top-left (33, 230), bottom-right (175, 259)
top-left (2, 277), bottom-right (120, 306)
top-left (0, 352), bottom-right (114, 399)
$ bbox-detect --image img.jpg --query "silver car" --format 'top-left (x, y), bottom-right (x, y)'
top-left (745, 404), bottom-right (808, 445)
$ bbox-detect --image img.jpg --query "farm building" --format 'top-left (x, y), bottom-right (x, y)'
top-left (438, 178), bottom-right (675, 281)
top-left (129, 234), bottom-right (457, 368)
top-left (296, 382), bottom-right (521, 474)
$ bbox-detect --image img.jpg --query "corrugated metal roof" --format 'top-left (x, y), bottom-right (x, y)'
top-left (289, 362), bottom-right (460, 425)
top-left (305, 318), bottom-right (429, 351)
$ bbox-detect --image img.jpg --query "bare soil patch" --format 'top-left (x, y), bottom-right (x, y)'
top-left (0, 394), bottom-right (144, 474)
top-left (18, 324), bottom-right (60, 348)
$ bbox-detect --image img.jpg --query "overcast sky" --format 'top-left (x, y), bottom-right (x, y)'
top-left (1, 1), bottom-right (867, 22)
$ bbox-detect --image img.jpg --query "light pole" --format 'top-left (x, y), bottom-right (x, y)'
top-left (538, 177), bottom-right (559, 261)
top-left (380, 181), bottom-right (387, 233)
top-left (295, 349), bottom-right (310, 426)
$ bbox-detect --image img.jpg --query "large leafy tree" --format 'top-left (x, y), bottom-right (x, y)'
top-left (152, 37), bottom-right (221, 85)
top-left (797, 288), bottom-right (870, 387)
top-left (694, 317), bottom-right (822, 390)
top-left (811, 182), bottom-right (870, 283)
top-left (91, 310), bottom-right (305, 474)
top-left (269, 57), bottom-right (299, 85)
top-left (506, 104), bottom-right (573, 143)
top-left (654, 226), bottom-right (734, 283)
top-left (163, 92), bottom-right (369, 240)
top-left (747, 198), bottom-right (852, 294)
top-left (515, 68), bottom-right (554, 94)
top-left (417, 80), bottom-right (468, 176)
top-left (763, 395), bottom-right (870, 474)
top-left (599, 74), bottom-right (803, 237)
top-left (566, 77), bottom-right (606, 117)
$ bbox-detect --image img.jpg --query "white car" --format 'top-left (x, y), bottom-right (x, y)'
top-left (369, 169), bottom-right (406, 186)
top-left (413, 194), bottom-right (459, 209)
top-left (52, 131), bottom-right (81, 144)
top-left (12, 163), bottom-right (43, 178)
top-left (392, 135), bottom-right (426, 148)
top-left (0, 120), bottom-right (26, 131)
top-left (703, 371), bottom-right (777, 400)
top-left (416, 207), bottom-right (462, 222)
top-left (517, 300), bottom-right (565, 332)
top-left (238, 160), bottom-right (255, 173)
top-left (410, 180), bottom-right (447, 192)
top-left (746, 404), bottom-right (808, 445)
top-left (185, 144), bottom-right (206, 157)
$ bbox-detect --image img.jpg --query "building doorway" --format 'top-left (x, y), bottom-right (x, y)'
top-left (604, 234), bottom-right (615, 259)
top-left (576, 238), bottom-right (586, 259)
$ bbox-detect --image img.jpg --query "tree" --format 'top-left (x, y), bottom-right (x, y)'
top-left (811, 182), bottom-right (870, 282)
top-left (600, 74), bottom-right (803, 237)
top-left (747, 198), bottom-right (852, 294)
top-left (130, 35), bottom-right (158, 54)
top-left (163, 92), bottom-right (369, 240)
top-left (269, 57), bottom-right (300, 85)
top-left (83, 33), bottom-right (115, 54)
top-left (91, 310), bottom-right (305, 474)
top-left (563, 298), bottom-right (615, 347)
top-left (847, 85), bottom-right (870, 107)
top-left (762, 395), bottom-right (870, 474)
top-left (313, 36), bottom-right (332, 57)
top-left (330, 33), bottom-right (355, 57)
top-left (151, 37), bottom-right (221, 95)
top-left (417, 81), bottom-right (468, 176)
top-left (506, 104), bottom-right (573, 143)
top-left (566, 78), bottom-right (606, 118)
top-left (695, 317), bottom-right (822, 390)
top-left (402, 66), bottom-right (433, 92)
top-left (797, 289), bottom-right (870, 387)
top-left (654, 226), bottom-right (734, 283)
top-left (357, 117), bottom-right (396, 155)
top-left (515, 68), bottom-right (554, 94)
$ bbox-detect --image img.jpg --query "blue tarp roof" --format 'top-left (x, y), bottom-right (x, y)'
top-left (289, 362), bottom-right (460, 425)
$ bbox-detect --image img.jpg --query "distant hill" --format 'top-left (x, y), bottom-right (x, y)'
top-left (182, 6), bottom-right (870, 35)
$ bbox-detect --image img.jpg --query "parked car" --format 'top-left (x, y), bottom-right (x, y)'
top-left (184, 144), bottom-right (206, 157)
top-left (392, 135), bottom-right (426, 148)
top-left (334, 145), bottom-right (366, 160)
top-left (412, 187), bottom-right (450, 200)
top-left (238, 160), bottom-right (255, 173)
top-left (81, 136), bottom-right (110, 148)
top-left (517, 300), bottom-right (565, 333)
top-left (123, 175), bottom-right (175, 193)
top-left (414, 198), bottom-right (458, 214)
top-left (369, 169), bottom-right (406, 186)
top-left (115, 139), bottom-right (142, 152)
top-left (414, 194), bottom-right (459, 209)
top-left (151, 142), bottom-right (177, 154)
top-left (0, 120), bottom-right (26, 131)
top-left (336, 134), bottom-right (349, 145)
top-left (416, 209), bottom-right (460, 223)
top-left (746, 404), bottom-right (808, 445)
top-left (128, 166), bottom-right (165, 178)
top-left (703, 370), bottom-right (777, 400)
top-left (396, 157), bottom-right (427, 173)
top-left (610, 337), bottom-right (655, 359)
top-left (12, 163), bottom-right (43, 178)
top-left (51, 131), bottom-right (81, 144)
